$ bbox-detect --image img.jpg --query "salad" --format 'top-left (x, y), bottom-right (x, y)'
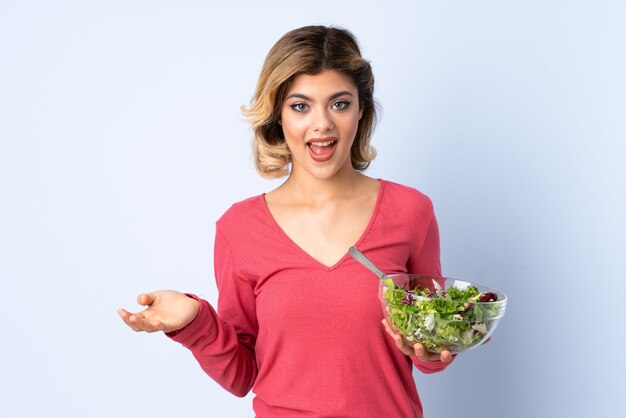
top-left (381, 278), bottom-right (502, 353)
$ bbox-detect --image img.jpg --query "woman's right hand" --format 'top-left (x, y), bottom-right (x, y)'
top-left (117, 290), bottom-right (200, 334)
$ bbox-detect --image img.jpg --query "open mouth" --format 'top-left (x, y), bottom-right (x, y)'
top-left (306, 139), bottom-right (338, 162)
top-left (306, 139), bottom-right (337, 154)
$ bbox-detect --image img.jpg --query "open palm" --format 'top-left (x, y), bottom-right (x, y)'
top-left (117, 290), bottom-right (200, 334)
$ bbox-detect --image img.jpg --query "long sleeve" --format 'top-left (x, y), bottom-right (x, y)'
top-left (164, 183), bottom-right (454, 417)
top-left (167, 227), bottom-right (258, 397)
top-left (407, 207), bottom-right (456, 374)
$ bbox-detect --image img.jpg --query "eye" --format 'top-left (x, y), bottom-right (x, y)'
top-left (289, 102), bottom-right (309, 112)
top-left (332, 100), bottom-right (351, 111)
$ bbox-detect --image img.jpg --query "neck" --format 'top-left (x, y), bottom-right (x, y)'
top-left (281, 165), bottom-right (365, 206)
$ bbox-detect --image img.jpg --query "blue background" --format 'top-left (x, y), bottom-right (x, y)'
top-left (1, 1), bottom-right (624, 417)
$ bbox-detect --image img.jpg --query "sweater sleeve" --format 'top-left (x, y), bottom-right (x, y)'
top-left (407, 207), bottom-right (456, 374)
top-left (167, 227), bottom-right (258, 397)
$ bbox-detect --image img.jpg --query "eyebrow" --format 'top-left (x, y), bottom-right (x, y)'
top-left (284, 90), bottom-right (355, 101)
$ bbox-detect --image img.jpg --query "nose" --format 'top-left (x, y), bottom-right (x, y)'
top-left (311, 107), bottom-right (334, 132)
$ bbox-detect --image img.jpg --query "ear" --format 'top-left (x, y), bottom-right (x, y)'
top-left (358, 107), bottom-right (364, 120)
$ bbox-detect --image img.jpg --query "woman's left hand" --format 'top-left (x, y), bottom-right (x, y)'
top-left (381, 318), bottom-right (453, 363)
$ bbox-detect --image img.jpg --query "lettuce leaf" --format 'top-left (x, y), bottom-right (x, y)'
top-left (383, 281), bottom-right (501, 353)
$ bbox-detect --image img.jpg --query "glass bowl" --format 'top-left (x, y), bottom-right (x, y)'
top-left (379, 274), bottom-right (507, 354)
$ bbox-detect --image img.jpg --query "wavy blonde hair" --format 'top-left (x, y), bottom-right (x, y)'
top-left (242, 25), bottom-right (378, 178)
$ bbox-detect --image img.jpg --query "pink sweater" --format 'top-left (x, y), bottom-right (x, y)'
top-left (169, 179), bottom-right (453, 417)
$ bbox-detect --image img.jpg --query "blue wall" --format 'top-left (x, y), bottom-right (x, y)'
top-left (1, 1), bottom-right (623, 417)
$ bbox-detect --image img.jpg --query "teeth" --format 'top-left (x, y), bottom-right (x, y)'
top-left (308, 140), bottom-right (336, 147)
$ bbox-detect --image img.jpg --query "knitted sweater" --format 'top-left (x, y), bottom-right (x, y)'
top-left (169, 179), bottom-right (453, 417)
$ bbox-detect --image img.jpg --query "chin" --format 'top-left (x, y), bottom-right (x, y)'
top-left (308, 163), bottom-right (352, 181)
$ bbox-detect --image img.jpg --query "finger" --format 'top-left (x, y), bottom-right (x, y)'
top-left (381, 318), bottom-right (391, 334)
top-left (128, 313), bottom-right (165, 333)
top-left (439, 349), bottom-right (452, 363)
top-left (393, 336), bottom-right (413, 356)
top-left (481, 336), bottom-right (492, 346)
top-left (412, 342), bottom-right (453, 363)
top-left (382, 320), bottom-right (412, 356)
top-left (117, 308), bottom-right (142, 332)
top-left (118, 308), bottom-right (164, 333)
top-left (413, 342), bottom-right (428, 361)
top-left (137, 293), bottom-right (156, 307)
top-left (383, 317), bottom-right (398, 333)
top-left (381, 319), bottom-right (400, 342)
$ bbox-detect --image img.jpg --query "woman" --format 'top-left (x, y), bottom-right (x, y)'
top-left (118, 25), bottom-right (454, 417)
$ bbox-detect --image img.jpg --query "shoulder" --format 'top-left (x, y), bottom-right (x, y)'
top-left (375, 180), bottom-right (438, 252)
top-left (216, 194), bottom-right (267, 234)
top-left (380, 179), bottom-right (435, 215)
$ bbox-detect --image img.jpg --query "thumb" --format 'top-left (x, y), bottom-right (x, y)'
top-left (137, 292), bottom-right (156, 308)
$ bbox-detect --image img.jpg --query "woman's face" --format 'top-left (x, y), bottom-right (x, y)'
top-left (280, 70), bottom-right (363, 181)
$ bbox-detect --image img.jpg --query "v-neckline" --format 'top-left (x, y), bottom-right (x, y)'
top-left (260, 179), bottom-right (385, 271)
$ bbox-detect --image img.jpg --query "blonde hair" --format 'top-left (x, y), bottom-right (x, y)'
top-left (242, 25), bottom-right (378, 179)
